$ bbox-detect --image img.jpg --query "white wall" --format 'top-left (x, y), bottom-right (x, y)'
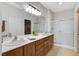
top-left (0, 2), bottom-right (48, 36)
top-left (52, 9), bottom-right (74, 48)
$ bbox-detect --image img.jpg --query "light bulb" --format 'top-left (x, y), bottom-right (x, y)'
top-left (39, 12), bottom-right (41, 16)
top-left (31, 8), bottom-right (35, 14)
top-left (25, 7), bottom-right (29, 12)
top-left (28, 6), bottom-right (32, 13)
top-left (58, 2), bottom-right (63, 5)
top-left (34, 9), bottom-right (37, 16)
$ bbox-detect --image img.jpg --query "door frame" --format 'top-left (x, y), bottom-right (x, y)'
top-left (24, 19), bottom-right (31, 34)
top-left (74, 6), bottom-right (79, 52)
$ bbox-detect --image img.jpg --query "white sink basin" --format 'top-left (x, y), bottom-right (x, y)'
top-left (3, 39), bottom-right (25, 46)
top-left (27, 36), bottom-right (36, 40)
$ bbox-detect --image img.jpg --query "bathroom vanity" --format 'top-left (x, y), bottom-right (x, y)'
top-left (2, 33), bottom-right (54, 56)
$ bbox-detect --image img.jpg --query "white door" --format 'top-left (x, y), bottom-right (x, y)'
top-left (53, 19), bottom-right (74, 47)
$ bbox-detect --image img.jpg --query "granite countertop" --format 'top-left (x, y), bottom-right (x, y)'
top-left (2, 33), bottom-right (53, 53)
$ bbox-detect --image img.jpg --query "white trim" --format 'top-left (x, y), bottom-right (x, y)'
top-left (73, 4), bottom-right (77, 52)
top-left (54, 43), bottom-right (74, 50)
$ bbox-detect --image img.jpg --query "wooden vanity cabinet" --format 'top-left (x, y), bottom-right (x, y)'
top-left (2, 35), bottom-right (54, 56)
top-left (2, 46), bottom-right (23, 56)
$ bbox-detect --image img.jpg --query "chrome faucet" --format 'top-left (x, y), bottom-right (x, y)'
top-left (1, 34), bottom-right (7, 43)
top-left (12, 36), bottom-right (17, 41)
top-left (1, 33), bottom-right (12, 43)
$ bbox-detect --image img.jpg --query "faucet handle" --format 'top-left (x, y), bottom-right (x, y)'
top-left (1, 34), bottom-right (7, 37)
top-left (8, 33), bottom-right (12, 37)
top-left (12, 36), bottom-right (17, 41)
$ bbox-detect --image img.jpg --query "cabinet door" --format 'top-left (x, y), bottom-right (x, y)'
top-left (27, 42), bottom-right (35, 56)
top-left (2, 47), bottom-right (23, 56)
top-left (44, 40), bottom-right (50, 55)
top-left (49, 35), bottom-right (54, 49)
top-left (23, 44), bottom-right (28, 56)
top-left (24, 42), bottom-right (35, 56)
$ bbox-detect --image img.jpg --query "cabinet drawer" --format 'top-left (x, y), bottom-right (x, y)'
top-left (44, 47), bottom-right (49, 55)
top-left (36, 43), bottom-right (44, 51)
top-left (44, 37), bottom-right (49, 41)
top-left (44, 40), bottom-right (49, 44)
top-left (35, 39), bottom-right (44, 45)
top-left (35, 37), bottom-right (49, 46)
top-left (36, 47), bottom-right (44, 56)
top-left (36, 52), bottom-right (45, 56)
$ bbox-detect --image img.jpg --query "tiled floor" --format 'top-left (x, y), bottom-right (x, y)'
top-left (46, 46), bottom-right (79, 56)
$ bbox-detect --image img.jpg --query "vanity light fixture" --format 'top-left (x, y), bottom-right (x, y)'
top-left (24, 3), bottom-right (41, 16)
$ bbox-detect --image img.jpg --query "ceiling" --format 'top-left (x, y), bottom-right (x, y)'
top-left (6, 2), bottom-right (75, 13)
top-left (41, 2), bottom-right (75, 12)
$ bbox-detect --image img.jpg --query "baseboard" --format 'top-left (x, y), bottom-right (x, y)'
top-left (54, 43), bottom-right (74, 50)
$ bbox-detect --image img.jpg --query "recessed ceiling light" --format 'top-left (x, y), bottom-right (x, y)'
top-left (58, 2), bottom-right (63, 5)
